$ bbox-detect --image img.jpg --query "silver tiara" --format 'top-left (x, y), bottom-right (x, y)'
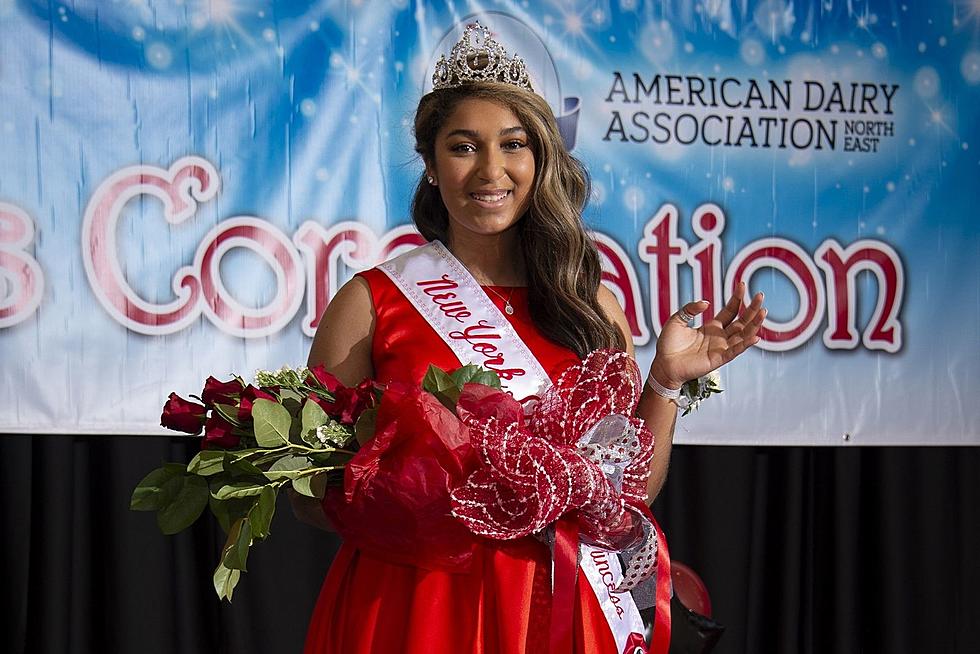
top-left (431, 22), bottom-right (533, 92)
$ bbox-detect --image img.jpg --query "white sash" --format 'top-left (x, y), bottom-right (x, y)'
top-left (378, 240), bottom-right (648, 652)
top-left (377, 240), bottom-right (550, 400)
top-left (580, 546), bottom-right (648, 653)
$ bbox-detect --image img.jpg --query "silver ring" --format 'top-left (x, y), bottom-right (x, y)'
top-left (676, 309), bottom-right (695, 323)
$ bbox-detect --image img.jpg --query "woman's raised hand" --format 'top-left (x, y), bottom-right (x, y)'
top-left (649, 281), bottom-right (767, 389)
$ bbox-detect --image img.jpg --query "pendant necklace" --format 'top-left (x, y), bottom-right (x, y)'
top-left (486, 285), bottom-right (516, 315)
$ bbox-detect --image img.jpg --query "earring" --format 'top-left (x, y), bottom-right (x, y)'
top-left (427, 175), bottom-right (437, 186)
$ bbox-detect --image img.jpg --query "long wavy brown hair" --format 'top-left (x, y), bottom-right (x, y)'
top-left (411, 83), bottom-right (625, 357)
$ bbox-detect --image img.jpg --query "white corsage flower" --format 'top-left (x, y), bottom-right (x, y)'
top-left (677, 370), bottom-right (723, 416)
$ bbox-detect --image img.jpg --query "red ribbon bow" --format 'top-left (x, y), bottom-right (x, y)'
top-left (450, 349), bottom-right (654, 546)
top-left (450, 350), bottom-right (672, 653)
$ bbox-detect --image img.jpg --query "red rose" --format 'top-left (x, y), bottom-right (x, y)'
top-left (201, 376), bottom-right (243, 407)
top-left (237, 385), bottom-right (277, 421)
top-left (160, 393), bottom-right (206, 434)
top-left (344, 380), bottom-right (380, 424)
top-left (202, 414), bottom-right (239, 449)
top-left (307, 364), bottom-right (342, 392)
top-left (311, 379), bottom-right (378, 426)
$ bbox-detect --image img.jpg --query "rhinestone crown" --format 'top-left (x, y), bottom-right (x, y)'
top-left (431, 22), bottom-right (533, 92)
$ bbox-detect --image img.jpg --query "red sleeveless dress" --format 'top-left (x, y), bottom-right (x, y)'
top-left (303, 268), bottom-right (619, 654)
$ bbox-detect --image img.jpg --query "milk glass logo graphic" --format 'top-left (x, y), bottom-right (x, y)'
top-left (427, 13), bottom-right (581, 149)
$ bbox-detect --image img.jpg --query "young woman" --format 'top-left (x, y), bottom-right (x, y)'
top-left (300, 24), bottom-right (765, 654)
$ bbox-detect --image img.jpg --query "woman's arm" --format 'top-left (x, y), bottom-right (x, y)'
top-left (306, 275), bottom-right (376, 384)
top-left (596, 286), bottom-right (676, 502)
top-left (597, 283), bottom-right (766, 502)
top-left (291, 275), bottom-right (377, 530)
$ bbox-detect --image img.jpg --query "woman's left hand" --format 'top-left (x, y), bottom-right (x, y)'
top-left (649, 281), bottom-right (767, 389)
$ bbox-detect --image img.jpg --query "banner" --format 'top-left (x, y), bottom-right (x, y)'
top-left (1, 1), bottom-right (977, 444)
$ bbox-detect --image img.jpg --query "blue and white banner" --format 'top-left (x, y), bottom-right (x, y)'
top-left (1, 1), bottom-right (977, 444)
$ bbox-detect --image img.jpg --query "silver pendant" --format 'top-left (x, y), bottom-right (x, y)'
top-left (504, 303), bottom-right (515, 315)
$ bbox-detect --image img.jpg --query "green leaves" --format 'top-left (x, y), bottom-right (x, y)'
top-left (423, 365), bottom-right (457, 395)
top-left (248, 486), bottom-right (276, 539)
top-left (210, 402), bottom-right (241, 427)
top-left (423, 363), bottom-right (502, 410)
top-left (137, 363), bottom-right (512, 602)
top-left (213, 563), bottom-right (241, 601)
top-left (156, 475), bottom-right (209, 535)
top-left (130, 464), bottom-right (187, 511)
top-left (251, 399), bottom-right (291, 447)
top-left (291, 472), bottom-right (328, 499)
top-left (213, 481), bottom-right (266, 500)
top-left (300, 398), bottom-right (355, 449)
top-left (221, 517), bottom-right (253, 571)
top-left (209, 494), bottom-right (252, 534)
top-left (187, 450), bottom-right (225, 476)
top-left (301, 398), bottom-right (329, 439)
top-left (223, 454), bottom-right (265, 478)
top-left (211, 487), bottom-right (278, 600)
top-left (264, 454), bottom-right (311, 480)
top-left (450, 364), bottom-right (503, 389)
top-left (131, 465), bottom-right (208, 535)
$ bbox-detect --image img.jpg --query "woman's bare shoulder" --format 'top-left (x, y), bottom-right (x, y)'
top-left (597, 283), bottom-right (635, 357)
top-left (307, 275), bottom-right (375, 385)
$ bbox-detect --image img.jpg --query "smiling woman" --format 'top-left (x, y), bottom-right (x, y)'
top-left (426, 98), bottom-right (535, 248)
top-left (301, 20), bottom-right (765, 654)
top-left (410, 81), bottom-right (628, 356)
top-left (426, 99), bottom-right (534, 249)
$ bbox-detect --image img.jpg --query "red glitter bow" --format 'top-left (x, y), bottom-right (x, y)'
top-left (450, 349), bottom-right (655, 550)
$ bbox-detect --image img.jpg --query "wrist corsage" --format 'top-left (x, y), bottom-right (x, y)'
top-left (676, 370), bottom-right (723, 416)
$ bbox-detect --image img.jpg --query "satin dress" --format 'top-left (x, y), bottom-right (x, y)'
top-left (303, 267), bottom-right (619, 654)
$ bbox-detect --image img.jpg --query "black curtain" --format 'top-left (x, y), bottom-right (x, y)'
top-left (2, 434), bottom-right (977, 654)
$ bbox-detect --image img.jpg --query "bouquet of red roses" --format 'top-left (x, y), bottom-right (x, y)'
top-left (130, 364), bottom-right (380, 599)
top-left (131, 363), bottom-right (502, 600)
top-left (133, 351), bottom-right (671, 603)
